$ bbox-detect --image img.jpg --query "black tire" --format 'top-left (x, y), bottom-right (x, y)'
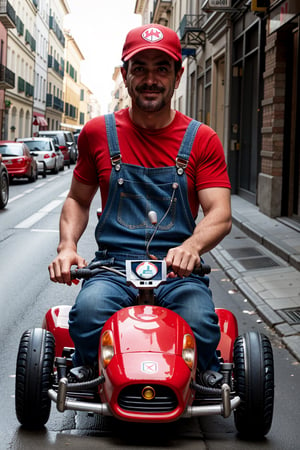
top-left (233, 331), bottom-right (274, 438)
top-left (15, 328), bottom-right (55, 429)
top-left (42, 163), bottom-right (47, 178)
top-left (28, 167), bottom-right (37, 182)
top-left (0, 171), bottom-right (9, 209)
top-left (52, 163), bottom-right (58, 174)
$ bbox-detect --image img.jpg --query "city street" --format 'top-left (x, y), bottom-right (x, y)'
top-left (0, 169), bottom-right (299, 449)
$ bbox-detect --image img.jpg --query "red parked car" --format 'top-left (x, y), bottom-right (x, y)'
top-left (0, 141), bottom-right (37, 182)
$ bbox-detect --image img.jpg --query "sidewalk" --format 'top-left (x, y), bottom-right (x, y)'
top-left (210, 195), bottom-right (300, 362)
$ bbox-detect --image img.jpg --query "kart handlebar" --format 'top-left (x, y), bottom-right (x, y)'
top-left (70, 262), bottom-right (211, 281)
top-left (193, 264), bottom-right (211, 276)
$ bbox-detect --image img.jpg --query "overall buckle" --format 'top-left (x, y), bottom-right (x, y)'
top-left (111, 154), bottom-right (122, 171)
top-left (176, 157), bottom-right (188, 175)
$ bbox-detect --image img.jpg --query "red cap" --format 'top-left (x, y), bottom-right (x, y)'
top-left (122, 24), bottom-right (182, 63)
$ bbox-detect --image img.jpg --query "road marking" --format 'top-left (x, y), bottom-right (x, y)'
top-left (7, 169), bottom-right (71, 203)
top-left (31, 229), bottom-right (59, 233)
top-left (59, 190), bottom-right (69, 198)
top-left (15, 199), bottom-right (64, 229)
top-left (8, 194), bottom-right (25, 204)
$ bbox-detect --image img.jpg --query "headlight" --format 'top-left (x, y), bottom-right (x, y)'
top-left (182, 334), bottom-right (195, 370)
top-left (101, 330), bottom-right (115, 368)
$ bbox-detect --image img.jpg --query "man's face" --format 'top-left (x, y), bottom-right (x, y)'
top-left (122, 49), bottom-right (183, 113)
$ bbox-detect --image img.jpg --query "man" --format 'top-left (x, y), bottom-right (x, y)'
top-left (48, 24), bottom-right (232, 377)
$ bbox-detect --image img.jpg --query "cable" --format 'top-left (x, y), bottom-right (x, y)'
top-left (146, 183), bottom-right (178, 259)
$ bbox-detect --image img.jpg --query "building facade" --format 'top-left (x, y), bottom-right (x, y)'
top-left (61, 30), bottom-right (84, 130)
top-left (46, 0), bottom-right (68, 130)
top-left (6, 0), bottom-right (36, 139)
top-left (32, 0), bottom-right (49, 134)
top-left (0, 0), bottom-right (16, 139)
top-left (131, 0), bottom-right (300, 224)
top-left (0, 0), bottom-right (100, 140)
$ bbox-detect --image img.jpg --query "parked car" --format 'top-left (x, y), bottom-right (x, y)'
top-left (73, 130), bottom-right (80, 145)
top-left (0, 141), bottom-right (37, 183)
top-left (0, 153), bottom-right (9, 209)
top-left (17, 137), bottom-right (64, 175)
top-left (64, 131), bottom-right (77, 164)
top-left (38, 131), bottom-right (73, 166)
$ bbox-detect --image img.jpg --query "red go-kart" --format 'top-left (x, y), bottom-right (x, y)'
top-left (15, 260), bottom-right (274, 438)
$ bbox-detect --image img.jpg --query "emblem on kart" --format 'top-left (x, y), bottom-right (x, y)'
top-left (136, 262), bottom-right (158, 279)
top-left (141, 361), bottom-right (158, 374)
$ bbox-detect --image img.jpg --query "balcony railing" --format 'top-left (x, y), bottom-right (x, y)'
top-left (48, 55), bottom-right (64, 78)
top-left (46, 93), bottom-right (64, 112)
top-left (49, 16), bottom-right (65, 47)
top-left (178, 15), bottom-right (206, 48)
top-left (0, 0), bottom-right (16, 28)
top-left (0, 64), bottom-right (15, 89)
top-left (53, 96), bottom-right (64, 112)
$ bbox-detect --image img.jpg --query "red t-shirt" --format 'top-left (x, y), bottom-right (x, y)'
top-left (74, 109), bottom-right (231, 218)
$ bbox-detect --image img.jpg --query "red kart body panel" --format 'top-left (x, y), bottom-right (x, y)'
top-left (99, 305), bottom-right (196, 421)
top-left (43, 303), bottom-right (238, 422)
top-left (43, 305), bottom-right (73, 357)
top-left (215, 308), bottom-right (238, 363)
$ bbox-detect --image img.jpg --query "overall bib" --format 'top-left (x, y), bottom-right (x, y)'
top-left (69, 114), bottom-right (221, 371)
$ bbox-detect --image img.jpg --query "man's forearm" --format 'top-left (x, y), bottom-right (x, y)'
top-left (57, 197), bottom-right (90, 253)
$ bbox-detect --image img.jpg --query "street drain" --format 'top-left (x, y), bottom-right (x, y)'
top-left (226, 247), bottom-right (280, 270)
top-left (238, 257), bottom-right (280, 270)
top-left (279, 308), bottom-right (300, 325)
top-left (226, 247), bottom-right (263, 258)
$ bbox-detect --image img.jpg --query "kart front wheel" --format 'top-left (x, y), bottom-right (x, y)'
top-left (15, 328), bottom-right (55, 429)
top-left (233, 331), bottom-right (274, 438)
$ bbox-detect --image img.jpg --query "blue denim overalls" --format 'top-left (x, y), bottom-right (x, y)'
top-left (69, 113), bottom-right (221, 371)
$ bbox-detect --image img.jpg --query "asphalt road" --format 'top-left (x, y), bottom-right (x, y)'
top-left (0, 169), bottom-right (299, 449)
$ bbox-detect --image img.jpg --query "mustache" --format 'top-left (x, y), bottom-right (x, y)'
top-left (135, 84), bottom-right (165, 93)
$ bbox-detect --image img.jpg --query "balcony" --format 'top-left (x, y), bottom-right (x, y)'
top-left (25, 29), bottom-right (36, 52)
top-left (178, 15), bottom-right (206, 49)
top-left (0, 64), bottom-right (15, 89)
top-left (46, 93), bottom-right (63, 112)
top-left (48, 55), bottom-right (64, 78)
top-left (0, 0), bottom-right (16, 28)
top-left (152, 0), bottom-right (171, 24)
top-left (49, 16), bottom-right (65, 47)
top-left (53, 96), bottom-right (63, 112)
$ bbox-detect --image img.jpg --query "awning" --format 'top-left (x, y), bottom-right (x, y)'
top-left (33, 113), bottom-right (48, 127)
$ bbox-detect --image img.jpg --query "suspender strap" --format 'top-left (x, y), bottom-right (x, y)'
top-left (105, 113), bottom-right (202, 174)
top-left (104, 113), bottom-right (122, 169)
top-left (176, 119), bottom-right (202, 174)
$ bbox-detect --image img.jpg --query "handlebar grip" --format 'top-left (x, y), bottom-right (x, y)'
top-left (193, 264), bottom-right (211, 276)
top-left (70, 268), bottom-right (91, 280)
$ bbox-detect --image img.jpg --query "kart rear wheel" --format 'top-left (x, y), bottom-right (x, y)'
top-left (233, 331), bottom-right (274, 438)
top-left (15, 328), bottom-right (55, 429)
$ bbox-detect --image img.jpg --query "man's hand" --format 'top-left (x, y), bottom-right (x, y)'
top-left (165, 240), bottom-right (201, 278)
top-left (48, 249), bottom-right (88, 286)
